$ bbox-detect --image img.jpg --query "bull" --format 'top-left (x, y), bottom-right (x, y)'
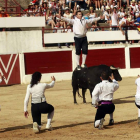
top-left (72, 65), bottom-right (122, 104)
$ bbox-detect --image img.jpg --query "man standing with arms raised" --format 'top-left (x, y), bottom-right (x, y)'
top-left (57, 11), bottom-right (104, 70)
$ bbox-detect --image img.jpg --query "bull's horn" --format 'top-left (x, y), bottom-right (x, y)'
top-left (110, 66), bottom-right (118, 70)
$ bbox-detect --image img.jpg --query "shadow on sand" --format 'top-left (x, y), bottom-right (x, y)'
top-left (0, 118), bottom-right (137, 133)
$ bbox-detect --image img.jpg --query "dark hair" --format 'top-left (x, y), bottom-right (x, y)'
top-left (30, 72), bottom-right (42, 87)
top-left (76, 10), bottom-right (82, 15)
top-left (101, 71), bottom-right (109, 80)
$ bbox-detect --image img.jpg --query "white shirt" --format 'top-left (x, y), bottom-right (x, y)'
top-left (111, 12), bottom-right (118, 26)
top-left (92, 79), bottom-right (119, 105)
top-left (111, 5), bottom-right (118, 9)
top-left (89, 13), bottom-right (96, 19)
top-left (104, 11), bottom-right (109, 20)
top-left (118, 12), bottom-right (125, 18)
top-left (135, 78), bottom-right (140, 105)
top-left (0, 79), bottom-right (2, 83)
top-left (130, 4), bottom-right (138, 12)
top-left (119, 17), bottom-right (127, 25)
top-left (64, 13), bottom-right (73, 19)
top-left (61, 16), bottom-right (100, 37)
top-left (24, 81), bottom-right (55, 112)
top-left (101, 5), bottom-right (107, 12)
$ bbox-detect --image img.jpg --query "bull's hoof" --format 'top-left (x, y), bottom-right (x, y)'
top-left (83, 102), bottom-right (87, 104)
top-left (74, 102), bottom-right (78, 105)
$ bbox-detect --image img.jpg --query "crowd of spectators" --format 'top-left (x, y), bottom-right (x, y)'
top-left (1, 0), bottom-right (140, 45)
top-left (22, 0), bottom-right (140, 30)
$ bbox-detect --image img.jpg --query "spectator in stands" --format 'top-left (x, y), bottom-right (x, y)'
top-left (101, 2), bottom-right (107, 12)
top-left (138, 1), bottom-right (140, 7)
top-left (27, 2), bottom-right (34, 16)
top-left (0, 7), bottom-right (5, 17)
top-left (108, 0), bottom-right (113, 6)
top-left (51, 0), bottom-right (57, 13)
top-left (119, 13), bottom-right (132, 43)
top-left (119, 13), bottom-right (128, 35)
top-left (130, 0), bottom-right (138, 20)
top-left (48, 0), bottom-right (53, 9)
top-left (88, 7), bottom-right (97, 19)
top-left (83, 13), bottom-right (89, 19)
top-left (118, 7), bottom-right (125, 20)
top-left (95, 0), bottom-right (101, 10)
top-left (85, 0), bottom-right (91, 10)
top-left (46, 10), bottom-right (56, 29)
top-left (111, 1), bottom-right (118, 10)
top-left (104, 6), bottom-right (111, 23)
top-left (34, 3), bottom-right (40, 16)
top-left (111, 7), bottom-right (118, 30)
top-left (59, 0), bottom-right (66, 9)
top-left (0, 7), bottom-right (9, 17)
top-left (66, 0), bottom-right (72, 9)
top-left (135, 5), bottom-right (140, 18)
top-left (42, 1), bottom-right (48, 16)
top-left (95, 0), bottom-right (100, 10)
top-left (90, 22), bottom-right (99, 31)
top-left (130, 0), bottom-right (138, 12)
top-left (63, 7), bottom-right (73, 19)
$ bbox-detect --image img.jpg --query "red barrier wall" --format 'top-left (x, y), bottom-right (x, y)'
top-left (81, 48), bottom-right (125, 68)
top-left (130, 47), bottom-right (140, 68)
top-left (24, 51), bottom-right (72, 74)
top-left (0, 54), bottom-right (20, 85)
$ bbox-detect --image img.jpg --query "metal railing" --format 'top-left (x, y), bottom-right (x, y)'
top-left (0, 0), bottom-right (23, 13)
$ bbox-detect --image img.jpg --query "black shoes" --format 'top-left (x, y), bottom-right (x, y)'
top-left (109, 119), bottom-right (114, 125)
top-left (77, 65), bottom-right (81, 70)
top-left (77, 64), bottom-right (87, 70)
top-left (81, 64), bottom-right (87, 68)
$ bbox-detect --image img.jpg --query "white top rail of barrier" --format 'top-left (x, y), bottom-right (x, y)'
top-left (44, 31), bottom-right (126, 44)
top-left (0, 17), bottom-right (45, 28)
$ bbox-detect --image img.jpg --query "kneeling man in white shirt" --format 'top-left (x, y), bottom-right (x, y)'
top-left (92, 71), bottom-right (119, 129)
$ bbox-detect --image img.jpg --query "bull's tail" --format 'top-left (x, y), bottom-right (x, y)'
top-left (77, 89), bottom-right (83, 98)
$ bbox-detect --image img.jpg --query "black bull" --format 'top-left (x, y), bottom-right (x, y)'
top-left (72, 65), bottom-right (122, 104)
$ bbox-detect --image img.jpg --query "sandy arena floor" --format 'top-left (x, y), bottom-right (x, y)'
top-left (0, 77), bottom-right (140, 140)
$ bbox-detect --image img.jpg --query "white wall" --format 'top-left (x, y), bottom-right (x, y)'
top-left (0, 30), bottom-right (43, 54)
top-left (19, 45), bottom-right (140, 84)
top-left (0, 17), bottom-right (45, 28)
top-left (44, 31), bottom-right (126, 44)
top-left (128, 30), bottom-right (140, 40)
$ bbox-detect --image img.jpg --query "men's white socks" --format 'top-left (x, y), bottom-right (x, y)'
top-left (82, 54), bottom-right (87, 65)
top-left (75, 55), bottom-right (80, 66)
top-left (46, 111), bottom-right (54, 128)
top-left (94, 120), bottom-right (100, 127)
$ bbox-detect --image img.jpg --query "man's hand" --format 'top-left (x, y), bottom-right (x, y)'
top-left (138, 75), bottom-right (140, 78)
top-left (24, 111), bottom-right (29, 118)
top-left (51, 76), bottom-right (56, 81)
top-left (92, 103), bottom-right (101, 108)
top-left (109, 73), bottom-right (115, 81)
